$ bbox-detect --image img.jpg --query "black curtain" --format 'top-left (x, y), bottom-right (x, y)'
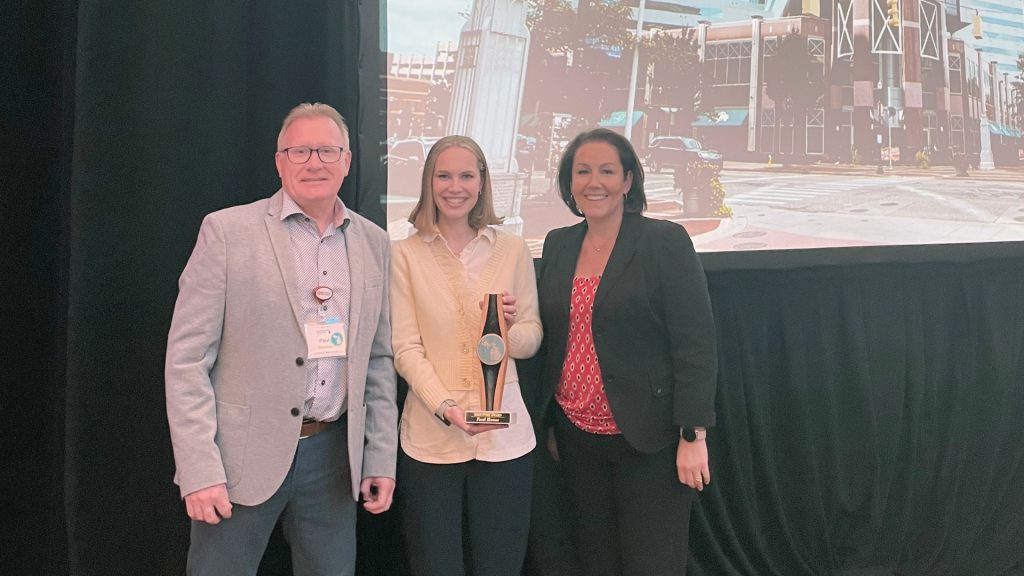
top-left (63, 2), bottom-right (385, 572)
top-left (4, 1), bottom-right (390, 574)
top-left (5, 1), bottom-right (1024, 575)
top-left (2, 1), bottom-right (75, 574)
top-left (688, 253), bottom-right (1024, 576)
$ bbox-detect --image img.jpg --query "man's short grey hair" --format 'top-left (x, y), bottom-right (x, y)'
top-left (277, 102), bottom-right (350, 150)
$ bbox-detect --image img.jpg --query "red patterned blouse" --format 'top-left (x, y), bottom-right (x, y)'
top-left (555, 276), bottom-right (622, 435)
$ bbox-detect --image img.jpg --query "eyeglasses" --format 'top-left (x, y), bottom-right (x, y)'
top-left (279, 146), bottom-right (345, 164)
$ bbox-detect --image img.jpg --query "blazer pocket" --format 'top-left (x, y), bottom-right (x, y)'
top-left (648, 369), bottom-right (672, 397)
top-left (215, 401), bottom-right (250, 488)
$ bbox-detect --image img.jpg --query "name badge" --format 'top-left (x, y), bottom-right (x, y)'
top-left (304, 319), bottom-right (347, 359)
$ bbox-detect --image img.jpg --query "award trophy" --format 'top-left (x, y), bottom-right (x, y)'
top-left (465, 293), bottom-right (513, 425)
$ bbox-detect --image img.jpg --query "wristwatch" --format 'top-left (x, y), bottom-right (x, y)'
top-left (680, 427), bottom-right (707, 442)
top-left (435, 399), bottom-right (458, 426)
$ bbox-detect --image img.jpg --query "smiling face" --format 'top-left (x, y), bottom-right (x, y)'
top-left (431, 145), bottom-right (482, 227)
top-left (275, 115), bottom-right (351, 214)
top-left (570, 141), bottom-right (633, 223)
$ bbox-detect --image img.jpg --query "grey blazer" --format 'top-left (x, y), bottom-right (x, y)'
top-left (165, 190), bottom-right (398, 505)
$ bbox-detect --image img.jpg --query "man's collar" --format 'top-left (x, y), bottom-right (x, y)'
top-left (280, 192), bottom-right (349, 229)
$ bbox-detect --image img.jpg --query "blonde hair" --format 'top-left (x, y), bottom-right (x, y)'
top-left (277, 102), bottom-right (350, 150)
top-left (408, 135), bottom-right (502, 233)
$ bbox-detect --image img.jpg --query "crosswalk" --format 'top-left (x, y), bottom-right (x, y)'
top-left (722, 176), bottom-right (905, 207)
top-left (518, 173), bottom-right (935, 216)
top-left (643, 173), bottom-right (930, 210)
top-left (526, 238), bottom-right (545, 258)
top-left (644, 182), bottom-right (681, 205)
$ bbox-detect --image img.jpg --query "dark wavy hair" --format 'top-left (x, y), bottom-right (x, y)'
top-left (556, 128), bottom-right (647, 218)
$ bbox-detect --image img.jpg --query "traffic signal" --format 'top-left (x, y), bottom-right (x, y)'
top-left (887, 0), bottom-right (900, 28)
top-left (972, 13), bottom-right (983, 39)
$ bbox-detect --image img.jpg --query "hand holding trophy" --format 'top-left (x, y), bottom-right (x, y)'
top-left (465, 293), bottom-right (514, 425)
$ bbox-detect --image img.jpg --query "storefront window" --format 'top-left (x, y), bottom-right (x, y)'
top-left (706, 41), bottom-right (752, 86)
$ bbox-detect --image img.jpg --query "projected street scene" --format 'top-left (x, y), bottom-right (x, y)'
top-left (385, 0), bottom-right (1024, 252)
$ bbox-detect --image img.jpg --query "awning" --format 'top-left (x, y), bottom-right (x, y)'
top-left (598, 111), bottom-right (644, 128)
top-left (692, 108), bottom-right (749, 127)
top-left (989, 123), bottom-right (1023, 139)
top-left (988, 123), bottom-right (1024, 138)
top-left (988, 123), bottom-right (1008, 137)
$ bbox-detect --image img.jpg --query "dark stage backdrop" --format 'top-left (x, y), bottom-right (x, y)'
top-left (4, 1), bottom-right (1024, 576)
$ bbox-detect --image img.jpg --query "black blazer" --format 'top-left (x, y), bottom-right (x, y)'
top-left (534, 212), bottom-right (718, 453)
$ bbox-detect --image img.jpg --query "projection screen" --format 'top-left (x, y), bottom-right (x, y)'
top-left (385, 0), bottom-right (1024, 254)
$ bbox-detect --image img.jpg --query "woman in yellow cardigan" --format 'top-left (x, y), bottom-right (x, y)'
top-left (390, 135), bottom-right (543, 576)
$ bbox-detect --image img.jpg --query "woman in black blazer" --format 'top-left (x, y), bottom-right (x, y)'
top-left (535, 128), bottom-right (718, 576)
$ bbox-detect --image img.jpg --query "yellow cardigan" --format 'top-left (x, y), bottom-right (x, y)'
top-left (390, 229), bottom-right (542, 463)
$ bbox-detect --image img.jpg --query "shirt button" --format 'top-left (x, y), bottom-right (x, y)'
top-left (322, 270), bottom-right (328, 276)
top-left (321, 380), bottom-right (326, 386)
top-left (295, 357), bottom-right (305, 366)
top-left (322, 305), bottom-right (328, 311)
top-left (291, 407), bottom-right (300, 416)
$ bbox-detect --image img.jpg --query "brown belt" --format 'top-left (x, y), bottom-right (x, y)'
top-left (300, 418), bottom-right (339, 439)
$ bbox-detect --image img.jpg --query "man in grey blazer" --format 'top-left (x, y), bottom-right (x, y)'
top-left (165, 102), bottom-right (398, 575)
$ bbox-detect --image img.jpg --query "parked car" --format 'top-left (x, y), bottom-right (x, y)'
top-left (516, 134), bottom-right (539, 172)
top-left (644, 136), bottom-right (723, 173)
top-left (387, 138), bottom-right (438, 194)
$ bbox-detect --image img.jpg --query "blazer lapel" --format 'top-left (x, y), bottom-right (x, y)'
top-left (264, 191), bottom-right (305, 331)
top-left (594, 213), bottom-right (641, 311)
top-left (549, 223), bottom-right (586, 318)
top-left (344, 217), bottom-right (366, 357)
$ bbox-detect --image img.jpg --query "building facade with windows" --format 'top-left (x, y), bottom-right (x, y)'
top-left (953, 0), bottom-right (1024, 76)
top-left (675, 0), bottom-right (1019, 165)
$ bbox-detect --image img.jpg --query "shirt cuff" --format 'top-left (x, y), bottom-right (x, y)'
top-left (435, 399), bottom-right (457, 425)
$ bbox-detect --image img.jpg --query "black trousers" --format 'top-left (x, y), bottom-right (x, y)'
top-left (398, 449), bottom-right (534, 576)
top-left (554, 408), bottom-right (696, 576)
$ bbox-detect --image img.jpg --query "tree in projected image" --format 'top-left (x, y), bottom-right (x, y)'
top-left (524, 0), bottom-right (633, 128)
top-left (523, 1), bottom-right (708, 157)
top-left (642, 30), bottom-right (709, 138)
top-left (1012, 51), bottom-right (1024, 129)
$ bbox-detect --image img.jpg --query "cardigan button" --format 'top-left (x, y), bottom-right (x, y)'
top-left (291, 407), bottom-right (300, 417)
top-left (295, 357), bottom-right (305, 366)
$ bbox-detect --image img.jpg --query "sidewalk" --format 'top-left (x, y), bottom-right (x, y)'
top-left (724, 160), bottom-right (1024, 181)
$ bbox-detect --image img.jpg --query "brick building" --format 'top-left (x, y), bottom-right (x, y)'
top-left (658, 0), bottom-right (1020, 166)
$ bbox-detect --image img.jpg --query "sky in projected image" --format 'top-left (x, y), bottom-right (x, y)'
top-left (385, 0), bottom-right (1024, 253)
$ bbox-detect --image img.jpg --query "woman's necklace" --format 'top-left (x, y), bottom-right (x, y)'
top-left (586, 233), bottom-right (614, 253)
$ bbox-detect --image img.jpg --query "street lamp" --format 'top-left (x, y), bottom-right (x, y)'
top-left (1003, 72), bottom-right (1010, 129)
top-left (624, 0), bottom-right (647, 141)
top-left (871, 103), bottom-right (899, 169)
top-left (886, 107), bottom-right (895, 168)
